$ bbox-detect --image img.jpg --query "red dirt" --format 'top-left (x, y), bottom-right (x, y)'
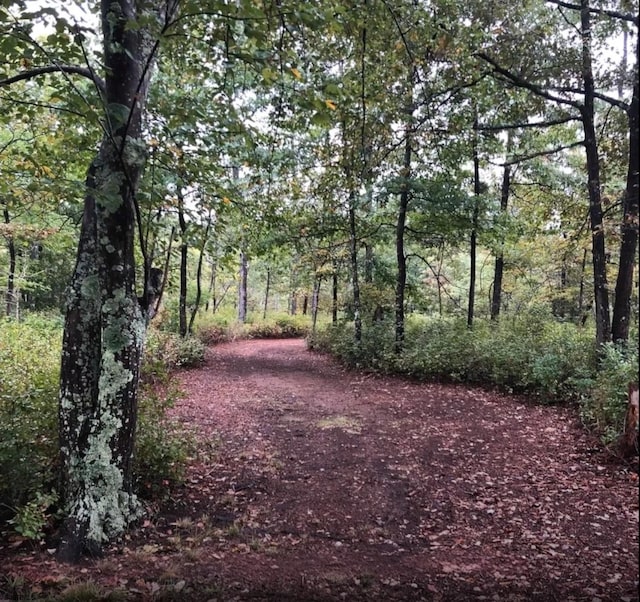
top-left (1, 338), bottom-right (638, 601)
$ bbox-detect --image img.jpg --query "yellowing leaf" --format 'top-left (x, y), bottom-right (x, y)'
top-left (290, 67), bottom-right (302, 80)
top-left (222, 196), bottom-right (231, 205)
top-left (41, 166), bottom-right (53, 177)
top-left (325, 99), bottom-right (337, 110)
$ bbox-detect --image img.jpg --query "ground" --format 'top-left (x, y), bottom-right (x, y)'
top-left (1, 338), bottom-right (638, 601)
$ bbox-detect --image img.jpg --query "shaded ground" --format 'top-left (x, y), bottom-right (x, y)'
top-left (1, 338), bottom-right (638, 601)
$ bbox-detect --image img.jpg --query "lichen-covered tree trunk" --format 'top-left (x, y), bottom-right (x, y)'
top-left (57, 0), bottom-right (172, 561)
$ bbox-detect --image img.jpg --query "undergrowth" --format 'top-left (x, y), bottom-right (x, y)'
top-left (192, 310), bottom-right (313, 343)
top-left (0, 315), bottom-right (194, 542)
top-left (309, 312), bottom-right (638, 447)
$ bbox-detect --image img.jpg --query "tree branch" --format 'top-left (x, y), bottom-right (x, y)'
top-left (476, 52), bottom-right (582, 109)
top-left (489, 139), bottom-right (585, 166)
top-left (546, 0), bottom-right (639, 25)
top-left (477, 115), bottom-right (581, 131)
top-left (0, 65), bottom-right (105, 95)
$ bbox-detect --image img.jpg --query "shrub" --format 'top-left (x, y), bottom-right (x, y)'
top-left (0, 315), bottom-right (196, 538)
top-left (0, 316), bottom-right (60, 526)
top-left (144, 329), bottom-right (206, 371)
top-left (135, 383), bottom-right (193, 498)
top-left (580, 342), bottom-right (639, 445)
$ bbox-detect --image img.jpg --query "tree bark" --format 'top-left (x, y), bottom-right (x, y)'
top-left (178, 191), bottom-right (188, 337)
top-left (491, 135), bottom-right (512, 321)
top-left (263, 266), bottom-right (271, 319)
top-left (612, 33), bottom-right (639, 344)
top-left (188, 218), bottom-right (211, 334)
top-left (238, 250), bottom-right (248, 323)
top-left (580, 0), bottom-right (611, 348)
top-left (468, 115), bottom-right (481, 329)
top-left (57, 0), bottom-right (174, 561)
top-left (395, 135), bottom-right (411, 353)
top-left (3, 206), bottom-right (17, 318)
top-left (332, 266), bottom-right (338, 324)
top-left (348, 195), bottom-right (362, 344)
top-left (311, 277), bottom-right (321, 333)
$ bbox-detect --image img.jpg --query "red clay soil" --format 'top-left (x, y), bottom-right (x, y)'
top-left (1, 338), bottom-right (638, 601)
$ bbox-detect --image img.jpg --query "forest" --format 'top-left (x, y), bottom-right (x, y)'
top-left (0, 0), bottom-right (638, 600)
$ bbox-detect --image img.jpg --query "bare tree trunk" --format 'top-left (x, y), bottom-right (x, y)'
top-left (468, 115), bottom-right (481, 329)
top-left (395, 135), bottom-right (411, 353)
top-left (311, 277), bottom-right (321, 333)
top-left (263, 266), bottom-right (271, 319)
top-left (332, 267), bottom-right (338, 324)
top-left (153, 226), bottom-right (174, 319)
top-left (206, 259), bottom-right (216, 313)
top-left (348, 195), bottom-right (362, 344)
top-left (188, 218), bottom-right (211, 334)
top-left (612, 35), bottom-right (639, 344)
top-left (3, 206), bottom-right (17, 318)
top-left (238, 250), bottom-right (248, 323)
top-left (491, 136), bottom-right (512, 321)
top-left (178, 191), bottom-right (188, 337)
top-left (580, 0), bottom-right (611, 348)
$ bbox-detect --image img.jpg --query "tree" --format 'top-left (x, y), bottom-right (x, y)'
top-left (477, 0), bottom-right (639, 349)
top-left (1, 0), bottom-right (180, 559)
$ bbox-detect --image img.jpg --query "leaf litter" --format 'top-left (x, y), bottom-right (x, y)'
top-left (1, 338), bottom-right (637, 601)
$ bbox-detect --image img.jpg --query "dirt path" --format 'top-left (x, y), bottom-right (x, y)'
top-left (2, 339), bottom-right (639, 601)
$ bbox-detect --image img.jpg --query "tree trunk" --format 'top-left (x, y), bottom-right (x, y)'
top-left (178, 192), bottom-right (188, 338)
top-left (238, 250), bottom-right (248, 323)
top-left (206, 259), bottom-right (216, 313)
top-left (3, 206), bottom-right (17, 318)
top-left (491, 136), bottom-right (512, 321)
top-left (57, 0), bottom-right (173, 562)
top-left (311, 277), bottom-right (321, 333)
top-left (188, 218), bottom-right (211, 334)
top-left (332, 267), bottom-right (338, 324)
top-left (348, 194), bottom-right (362, 344)
top-left (612, 35), bottom-right (639, 344)
top-left (395, 135), bottom-right (411, 353)
top-left (468, 116), bottom-right (481, 329)
top-left (580, 0), bottom-right (611, 349)
top-left (263, 266), bottom-right (271, 320)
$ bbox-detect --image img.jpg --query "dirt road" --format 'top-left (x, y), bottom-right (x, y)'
top-left (2, 338), bottom-right (638, 601)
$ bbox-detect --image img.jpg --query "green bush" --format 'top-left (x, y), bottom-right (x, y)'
top-left (144, 329), bottom-right (206, 370)
top-left (580, 342), bottom-right (639, 444)
top-left (311, 313), bottom-right (637, 444)
top-left (0, 315), bottom-right (196, 538)
top-left (192, 310), bottom-right (312, 343)
top-left (135, 383), bottom-right (193, 498)
top-left (0, 316), bottom-right (60, 527)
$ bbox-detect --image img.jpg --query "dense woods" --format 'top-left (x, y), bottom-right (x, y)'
top-left (0, 0), bottom-right (638, 571)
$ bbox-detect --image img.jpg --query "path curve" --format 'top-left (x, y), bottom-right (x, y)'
top-left (160, 338), bottom-right (638, 601)
top-left (3, 338), bottom-right (636, 601)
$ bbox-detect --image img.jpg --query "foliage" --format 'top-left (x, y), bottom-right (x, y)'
top-left (310, 312), bottom-right (635, 444)
top-left (135, 382), bottom-right (193, 499)
top-left (144, 328), bottom-right (206, 369)
top-left (0, 315), bottom-right (60, 528)
top-left (0, 316), bottom-right (196, 538)
top-left (580, 342), bottom-right (640, 445)
top-left (192, 310), bottom-right (312, 344)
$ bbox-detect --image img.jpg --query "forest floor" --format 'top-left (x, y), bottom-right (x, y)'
top-left (1, 338), bottom-right (639, 601)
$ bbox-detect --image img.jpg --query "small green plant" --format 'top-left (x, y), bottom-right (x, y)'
top-left (135, 384), bottom-right (193, 498)
top-left (8, 491), bottom-right (58, 540)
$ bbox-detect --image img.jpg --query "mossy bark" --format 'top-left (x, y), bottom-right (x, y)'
top-left (57, 0), bottom-right (172, 561)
